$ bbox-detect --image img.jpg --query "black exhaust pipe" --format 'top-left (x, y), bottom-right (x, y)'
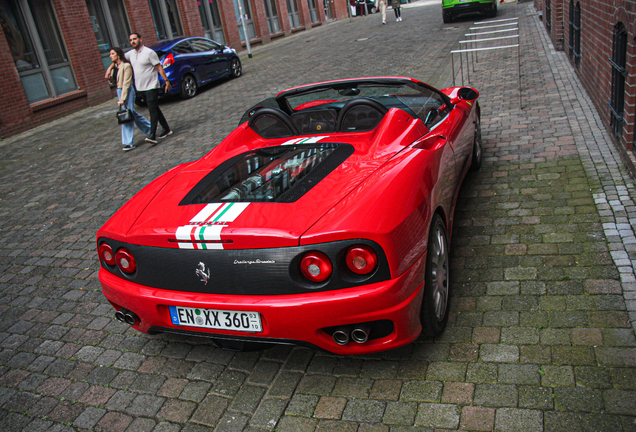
top-left (351, 324), bottom-right (370, 343)
top-left (115, 308), bottom-right (139, 326)
top-left (115, 308), bottom-right (127, 323)
top-left (332, 326), bottom-right (351, 345)
top-left (124, 310), bottom-right (139, 326)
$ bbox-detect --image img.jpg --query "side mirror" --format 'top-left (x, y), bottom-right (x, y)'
top-left (450, 87), bottom-right (479, 106)
top-left (458, 87), bottom-right (479, 101)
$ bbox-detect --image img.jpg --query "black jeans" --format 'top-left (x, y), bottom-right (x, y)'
top-left (140, 88), bottom-right (169, 137)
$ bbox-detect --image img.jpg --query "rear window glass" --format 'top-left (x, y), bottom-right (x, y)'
top-left (171, 43), bottom-right (193, 54)
top-left (182, 143), bottom-right (354, 204)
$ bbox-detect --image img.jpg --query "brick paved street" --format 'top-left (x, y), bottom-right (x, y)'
top-left (1, 1), bottom-right (635, 431)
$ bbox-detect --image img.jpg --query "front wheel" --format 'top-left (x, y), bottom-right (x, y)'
top-left (230, 58), bottom-right (242, 78)
top-left (369, 6), bottom-right (376, 13)
top-left (443, 10), bottom-right (452, 23)
top-left (420, 214), bottom-right (450, 338)
top-left (180, 74), bottom-right (197, 99)
top-left (470, 113), bottom-right (482, 171)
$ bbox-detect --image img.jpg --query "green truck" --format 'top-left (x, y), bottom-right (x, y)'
top-left (442, 0), bottom-right (497, 23)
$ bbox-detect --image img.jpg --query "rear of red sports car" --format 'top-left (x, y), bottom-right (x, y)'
top-left (97, 77), bottom-right (480, 354)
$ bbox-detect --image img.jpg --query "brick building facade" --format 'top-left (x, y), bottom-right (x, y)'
top-left (535, 0), bottom-right (636, 152)
top-left (0, 0), bottom-right (350, 138)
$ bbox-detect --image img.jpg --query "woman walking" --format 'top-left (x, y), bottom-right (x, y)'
top-left (378, 0), bottom-right (387, 24)
top-left (109, 47), bottom-right (151, 151)
top-left (392, 0), bottom-right (402, 21)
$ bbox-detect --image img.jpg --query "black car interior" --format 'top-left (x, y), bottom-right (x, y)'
top-left (248, 98), bottom-right (394, 138)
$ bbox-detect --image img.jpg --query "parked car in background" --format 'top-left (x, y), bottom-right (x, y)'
top-left (361, 0), bottom-right (376, 14)
top-left (442, 0), bottom-right (497, 23)
top-left (351, 0), bottom-right (377, 15)
top-left (136, 36), bottom-right (242, 105)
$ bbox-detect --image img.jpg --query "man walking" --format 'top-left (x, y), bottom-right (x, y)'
top-left (126, 33), bottom-right (172, 144)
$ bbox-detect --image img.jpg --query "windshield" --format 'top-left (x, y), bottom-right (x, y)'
top-left (239, 79), bottom-right (451, 126)
top-left (285, 84), bottom-right (420, 109)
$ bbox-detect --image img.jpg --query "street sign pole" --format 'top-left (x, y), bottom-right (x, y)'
top-left (238, 0), bottom-right (253, 58)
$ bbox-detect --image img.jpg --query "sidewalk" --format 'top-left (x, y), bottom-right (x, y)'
top-left (0, 2), bottom-right (634, 431)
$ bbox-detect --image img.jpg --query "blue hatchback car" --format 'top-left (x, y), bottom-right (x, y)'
top-left (135, 37), bottom-right (242, 104)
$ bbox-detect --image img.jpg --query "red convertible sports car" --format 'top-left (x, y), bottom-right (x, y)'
top-left (97, 77), bottom-right (481, 355)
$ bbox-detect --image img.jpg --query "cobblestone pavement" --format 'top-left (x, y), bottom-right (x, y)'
top-left (1, 2), bottom-right (636, 431)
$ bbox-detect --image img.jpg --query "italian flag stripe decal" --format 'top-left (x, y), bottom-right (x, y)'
top-left (211, 202), bottom-right (234, 222)
top-left (176, 203), bottom-right (249, 249)
top-left (282, 136), bottom-right (329, 145)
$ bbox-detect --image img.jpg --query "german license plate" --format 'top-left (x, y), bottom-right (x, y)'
top-left (169, 306), bottom-right (262, 332)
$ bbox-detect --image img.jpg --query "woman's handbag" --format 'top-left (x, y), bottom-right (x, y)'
top-left (117, 105), bottom-right (134, 124)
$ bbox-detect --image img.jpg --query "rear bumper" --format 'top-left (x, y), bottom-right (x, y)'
top-left (99, 254), bottom-right (426, 355)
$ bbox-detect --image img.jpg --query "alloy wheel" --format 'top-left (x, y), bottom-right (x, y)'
top-left (231, 58), bottom-right (242, 78)
top-left (429, 224), bottom-right (449, 322)
top-left (181, 75), bottom-right (197, 98)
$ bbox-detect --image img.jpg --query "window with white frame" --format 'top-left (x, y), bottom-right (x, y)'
top-left (86, 0), bottom-right (132, 70)
top-left (198, 0), bottom-right (225, 44)
top-left (233, 0), bottom-right (256, 42)
top-left (0, 0), bottom-right (78, 103)
top-left (307, 0), bottom-right (319, 23)
top-left (148, 0), bottom-right (183, 40)
top-left (263, 0), bottom-right (281, 34)
top-left (286, 0), bottom-right (301, 28)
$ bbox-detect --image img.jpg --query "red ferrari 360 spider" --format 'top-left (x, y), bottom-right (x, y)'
top-left (97, 77), bottom-right (481, 354)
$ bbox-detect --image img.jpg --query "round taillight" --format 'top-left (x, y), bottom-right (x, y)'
top-left (98, 243), bottom-right (115, 266)
top-left (345, 245), bottom-right (378, 275)
top-left (300, 251), bottom-right (332, 283)
top-left (115, 248), bottom-right (137, 274)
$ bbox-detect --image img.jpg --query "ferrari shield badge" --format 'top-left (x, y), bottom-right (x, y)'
top-left (196, 262), bottom-right (210, 285)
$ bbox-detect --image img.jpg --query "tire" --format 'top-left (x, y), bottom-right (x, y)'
top-left (180, 74), bottom-right (197, 99)
top-left (230, 57), bottom-right (242, 78)
top-left (470, 112), bottom-right (482, 171)
top-left (370, 6), bottom-right (376, 13)
top-left (489, 0), bottom-right (497, 17)
top-left (443, 10), bottom-right (452, 23)
top-left (420, 214), bottom-right (450, 338)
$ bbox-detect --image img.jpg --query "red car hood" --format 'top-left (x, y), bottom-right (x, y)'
top-left (109, 108), bottom-right (428, 249)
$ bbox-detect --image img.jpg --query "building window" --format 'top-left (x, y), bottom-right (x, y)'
top-left (286, 0), bottom-right (301, 28)
top-left (86, 0), bottom-right (132, 70)
top-left (148, 0), bottom-right (183, 40)
top-left (568, 1), bottom-right (573, 59)
top-left (233, 0), bottom-right (256, 42)
top-left (545, 0), bottom-right (551, 33)
top-left (322, 0), bottom-right (334, 20)
top-left (568, 1), bottom-right (581, 67)
top-left (307, 0), bottom-right (319, 23)
top-left (573, 2), bottom-right (580, 67)
top-left (263, 0), bottom-right (280, 34)
top-left (609, 23), bottom-right (628, 141)
top-left (198, 0), bottom-right (224, 44)
top-left (0, 0), bottom-right (78, 104)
